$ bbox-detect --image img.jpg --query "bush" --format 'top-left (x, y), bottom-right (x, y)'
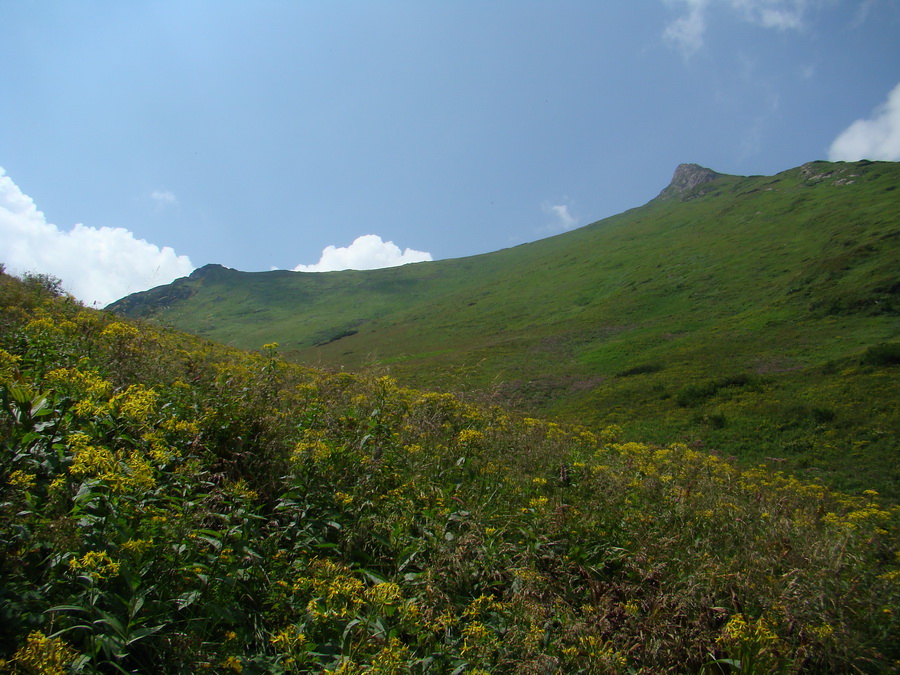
top-left (862, 341), bottom-right (900, 366)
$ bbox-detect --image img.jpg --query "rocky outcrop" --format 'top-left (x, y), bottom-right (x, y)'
top-left (189, 263), bottom-right (233, 280)
top-left (655, 163), bottom-right (722, 201)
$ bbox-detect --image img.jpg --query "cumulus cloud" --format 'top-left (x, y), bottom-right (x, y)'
top-left (828, 82), bottom-right (900, 162)
top-left (0, 167), bottom-right (194, 307)
top-left (292, 234), bottom-right (432, 273)
top-left (543, 202), bottom-right (578, 231)
top-left (664, 0), bottom-right (818, 56)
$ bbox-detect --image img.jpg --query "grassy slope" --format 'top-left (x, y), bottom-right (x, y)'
top-left (111, 160), bottom-right (900, 496)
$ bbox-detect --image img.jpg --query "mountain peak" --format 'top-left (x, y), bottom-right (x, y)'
top-left (189, 263), bottom-right (233, 280)
top-left (655, 163), bottom-right (722, 201)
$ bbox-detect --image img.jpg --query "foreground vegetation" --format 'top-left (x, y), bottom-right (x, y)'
top-left (111, 160), bottom-right (900, 498)
top-left (2, 271), bottom-right (898, 673)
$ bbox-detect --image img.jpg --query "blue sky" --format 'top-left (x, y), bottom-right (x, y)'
top-left (1, 1), bottom-right (899, 306)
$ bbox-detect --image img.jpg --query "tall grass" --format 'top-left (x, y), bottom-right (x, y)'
top-left (1, 270), bottom-right (898, 673)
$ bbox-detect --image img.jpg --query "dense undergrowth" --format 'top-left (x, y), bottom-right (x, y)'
top-left (1, 270), bottom-right (898, 673)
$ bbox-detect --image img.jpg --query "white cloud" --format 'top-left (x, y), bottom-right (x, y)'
top-left (151, 189), bottom-right (177, 207)
top-left (664, 0), bottom-right (818, 56)
top-left (664, 0), bottom-right (709, 57)
top-left (851, 0), bottom-right (877, 27)
top-left (292, 234), bottom-right (432, 273)
top-left (0, 167), bottom-right (194, 307)
top-left (732, 0), bottom-right (805, 30)
top-left (828, 82), bottom-right (900, 161)
top-left (543, 202), bottom-right (578, 231)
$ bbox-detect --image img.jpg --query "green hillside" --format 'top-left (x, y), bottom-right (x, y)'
top-left (2, 271), bottom-right (898, 672)
top-left (110, 160), bottom-right (900, 497)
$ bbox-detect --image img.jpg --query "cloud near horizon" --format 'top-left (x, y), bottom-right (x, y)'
top-left (664, 0), bottom-right (818, 56)
top-left (0, 167), bottom-right (194, 307)
top-left (543, 202), bottom-right (578, 232)
top-left (828, 82), bottom-right (900, 162)
top-left (292, 234), bottom-right (433, 273)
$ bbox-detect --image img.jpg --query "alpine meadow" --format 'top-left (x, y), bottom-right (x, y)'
top-left (0, 159), bottom-right (898, 673)
top-left (112, 161), bottom-right (900, 499)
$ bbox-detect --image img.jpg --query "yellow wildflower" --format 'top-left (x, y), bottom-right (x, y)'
top-left (0, 348), bottom-right (20, 383)
top-left (9, 631), bottom-right (79, 675)
top-left (100, 321), bottom-right (140, 341)
top-left (270, 626), bottom-right (305, 650)
top-left (68, 550), bottom-right (120, 581)
top-left (120, 538), bottom-right (153, 555)
top-left (456, 428), bottom-right (485, 445)
top-left (220, 655), bottom-right (243, 673)
top-left (7, 470), bottom-right (36, 490)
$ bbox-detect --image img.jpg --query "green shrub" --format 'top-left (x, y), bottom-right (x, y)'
top-left (862, 341), bottom-right (900, 366)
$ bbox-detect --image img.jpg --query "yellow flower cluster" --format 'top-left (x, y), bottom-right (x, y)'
top-left (229, 478), bottom-right (259, 502)
top-left (68, 433), bottom-right (116, 477)
top-left (46, 367), bottom-right (112, 398)
top-left (717, 613), bottom-right (778, 649)
top-left (219, 655), bottom-right (243, 673)
top-left (25, 316), bottom-right (63, 337)
top-left (298, 559), bottom-right (367, 622)
top-left (335, 491), bottom-right (354, 507)
top-left (100, 321), bottom-right (140, 341)
top-left (461, 621), bottom-right (491, 651)
top-left (367, 637), bottom-right (409, 674)
top-left (365, 581), bottom-right (403, 607)
top-left (576, 635), bottom-right (627, 669)
top-left (456, 428), bottom-right (485, 446)
top-left (68, 431), bottom-right (156, 492)
top-left (120, 538), bottom-right (153, 555)
top-left (293, 433), bottom-right (333, 464)
top-left (528, 496), bottom-right (549, 509)
top-left (5, 631), bottom-right (79, 675)
top-left (7, 470), bottom-right (36, 490)
top-left (111, 384), bottom-right (158, 424)
top-left (46, 367), bottom-right (114, 418)
top-left (68, 550), bottom-right (121, 581)
top-left (0, 347), bottom-right (20, 383)
top-left (270, 625), bottom-right (306, 651)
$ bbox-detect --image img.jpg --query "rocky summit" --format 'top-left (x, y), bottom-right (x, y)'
top-left (655, 162), bottom-right (723, 200)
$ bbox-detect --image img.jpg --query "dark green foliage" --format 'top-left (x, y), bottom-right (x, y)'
top-left (21, 272), bottom-right (66, 298)
top-left (616, 363), bottom-right (663, 377)
top-left (676, 374), bottom-right (758, 407)
top-left (862, 341), bottom-right (900, 366)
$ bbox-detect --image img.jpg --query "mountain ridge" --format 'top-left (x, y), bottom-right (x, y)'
top-left (109, 159), bottom-right (900, 496)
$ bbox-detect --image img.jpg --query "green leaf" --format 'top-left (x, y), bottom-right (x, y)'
top-left (47, 604), bottom-right (88, 614)
top-left (195, 533), bottom-right (223, 551)
top-left (94, 612), bottom-right (127, 638)
top-left (125, 624), bottom-right (165, 645)
top-left (175, 590), bottom-right (201, 610)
